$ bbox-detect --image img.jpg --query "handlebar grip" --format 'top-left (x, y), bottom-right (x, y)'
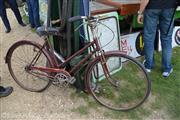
top-left (68, 16), bottom-right (88, 22)
top-left (68, 16), bottom-right (87, 22)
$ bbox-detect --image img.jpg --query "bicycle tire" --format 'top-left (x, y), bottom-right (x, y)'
top-left (85, 51), bottom-right (151, 111)
top-left (6, 40), bottom-right (54, 92)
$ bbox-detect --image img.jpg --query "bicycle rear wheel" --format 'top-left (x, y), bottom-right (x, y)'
top-left (6, 40), bottom-right (53, 92)
top-left (85, 52), bottom-right (151, 111)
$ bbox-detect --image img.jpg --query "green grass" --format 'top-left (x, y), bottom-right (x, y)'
top-left (71, 47), bottom-right (180, 119)
top-left (22, 14), bottom-right (29, 24)
top-left (148, 47), bottom-right (180, 119)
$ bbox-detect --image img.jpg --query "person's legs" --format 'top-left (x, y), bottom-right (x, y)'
top-left (0, 0), bottom-right (11, 32)
top-left (8, 0), bottom-right (24, 25)
top-left (32, 0), bottom-right (40, 28)
top-left (159, 8), bottom-right (174, 73)
top-left (143, 9), bottom-right (160, 70)
top-left (27, 0), bottom-right (35, 28)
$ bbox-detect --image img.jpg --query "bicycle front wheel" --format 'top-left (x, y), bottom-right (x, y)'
top-left (85, 52), bottom-right (151, 111)
top-left (6, 40), bottom-right (53, 92)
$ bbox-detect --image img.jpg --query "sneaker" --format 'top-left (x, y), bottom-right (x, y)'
top-left (5, 28), bottom-right (11, 33)
top-left (143, 60), bottom-right (151, 73)
top-left (145, 68), bottom-right (151, 73)
top-left (0, 86), bottom-right (13, 97)
top-left (162, 69), bottom-right (173, 77)
top-left (19, 23), bottom-right (26, 27)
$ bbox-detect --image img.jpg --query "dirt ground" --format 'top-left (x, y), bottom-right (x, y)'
top-left (0, 10), bottom-right (171, 120)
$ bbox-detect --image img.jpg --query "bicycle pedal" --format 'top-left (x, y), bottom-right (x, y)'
top-left (115, 81), bottom-right (120, 87)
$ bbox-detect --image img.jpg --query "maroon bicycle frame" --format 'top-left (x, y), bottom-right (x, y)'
top-left (30, 36), bottom-right (103, 77)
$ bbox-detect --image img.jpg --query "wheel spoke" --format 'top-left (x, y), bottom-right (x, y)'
top-left (87, 53), bottom-right (151, 111)
top-left (7, 41), bottom-right (52, 92)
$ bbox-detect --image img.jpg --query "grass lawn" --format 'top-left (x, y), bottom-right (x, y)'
top-left (71, 46), bottom-right (180, 119)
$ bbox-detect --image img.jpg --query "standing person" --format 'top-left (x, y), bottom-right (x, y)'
top-left (0, 0), bottom-right (26, 33)
top-left (137, 0), bottom-right (177, 77)
top-left (26, 0), bottom-right (41, 29)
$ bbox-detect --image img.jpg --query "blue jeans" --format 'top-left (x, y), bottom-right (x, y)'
top-left (143, 9), bottom-right (174, 72)
top-left (26, 0), bottom-right (40, 28)
top-left (0, 0), bottom-right (23, 30)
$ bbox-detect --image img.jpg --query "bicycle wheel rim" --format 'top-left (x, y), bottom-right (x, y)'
top-left (86, 52), bottom-right (151, 111)
top-left (7, 41), bottom-right (53, 92)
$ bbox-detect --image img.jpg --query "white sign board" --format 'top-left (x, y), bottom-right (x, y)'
top-left (86, 12), bottom-right (121, 51)
top-left (85, 12), bottom-right (121, 80)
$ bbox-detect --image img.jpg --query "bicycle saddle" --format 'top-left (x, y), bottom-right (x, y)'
top-left (36, 26), bottom-right (61, 36)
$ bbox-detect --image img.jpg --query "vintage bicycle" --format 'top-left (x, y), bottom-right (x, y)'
top-left (5, 2), bottom-right (151, 111)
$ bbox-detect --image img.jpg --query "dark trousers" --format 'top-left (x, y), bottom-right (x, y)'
top-left (26, 0), bottom-right (40, 28)
top-left (0, 0), bottom-right (23, 30)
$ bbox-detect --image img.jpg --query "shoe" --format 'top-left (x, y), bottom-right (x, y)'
top-left (30, 25), bottom-right (35, 29)
top-left (19, 23), bottom-right (26, 27)
top-left (162, 68), bottom-right (173, 77)
top-left (145, 68), bottom-right (151, 73)
top-left (0, 86), bottom-right (13, 97)
top-left (5, 28), bottom-right (11, 33)
top-left (143, 60), bottom-right (151, 73)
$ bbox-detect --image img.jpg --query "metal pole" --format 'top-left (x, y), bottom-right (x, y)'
top-left (46, 0), bottom-right (52, 28)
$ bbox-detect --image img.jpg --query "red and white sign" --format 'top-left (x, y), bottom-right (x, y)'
top-left (120, 32), bottom-right (143, 58)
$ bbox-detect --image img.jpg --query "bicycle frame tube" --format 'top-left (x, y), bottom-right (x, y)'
top-left (59, 23), bottom-right (102, 75)
top-left (29, 19), bottom-right (106, 77)
top-left (41, 36), bottom-right (101, 76)
top-left (59, 40), bottom-right (99, 75)
top-left (46, 21), bottom-right (104, 75)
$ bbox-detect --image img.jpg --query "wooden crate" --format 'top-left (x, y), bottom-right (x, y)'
top-left (96, 0), bottom-right (140, 15)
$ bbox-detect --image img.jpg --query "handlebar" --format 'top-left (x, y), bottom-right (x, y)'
top-left (68, 16), bottom-right (86, 22)
top-left (68, 15), bottom-right (116, 49)
top-left (68, 16), bottom-right (97, 22)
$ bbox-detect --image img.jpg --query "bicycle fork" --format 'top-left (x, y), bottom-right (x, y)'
top-left (99, 51), bottom-right (120, 88)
